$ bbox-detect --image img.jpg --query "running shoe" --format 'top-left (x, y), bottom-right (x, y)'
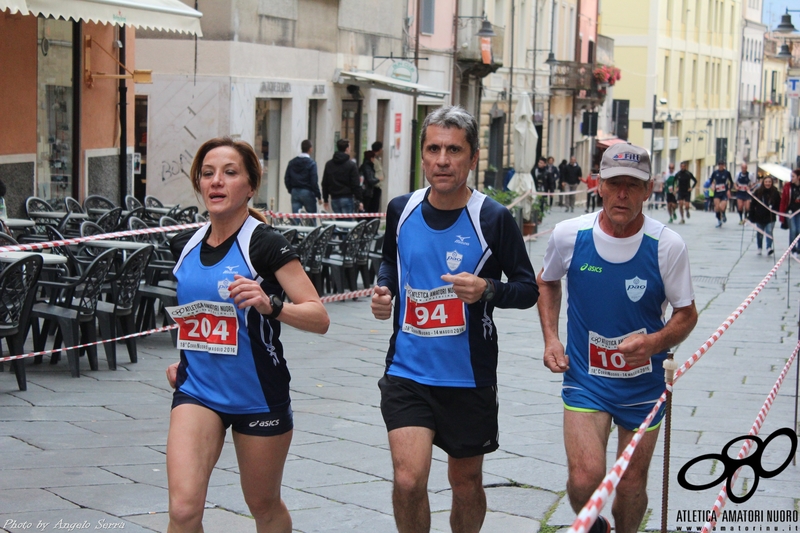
top-left (739, 220), bottom-right (745, 225)
top-left (686, 209), bottom-right (690, 218)
top-left (680, 219), bottom-right (685, 224)
top-left (723, 213), bottom-right (727, 223)
top-left (716, 220), bottom-right (722, 228)
top-left (589, 516), bottom-right (612, 533)
top-left (767, 248), bottom-right (774, 256)
top-left (757, 248), bottom-right (762, 255)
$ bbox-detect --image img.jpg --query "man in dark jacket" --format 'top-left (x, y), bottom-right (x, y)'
top-left (322, 139), bottom-right (362, 214)
top-left (563, 156), bottom-right (582, 212)
top-left (284, 139), bottom-right (321, 214)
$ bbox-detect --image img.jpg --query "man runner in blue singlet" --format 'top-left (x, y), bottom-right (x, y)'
top-left (536, 142), bottom-right (698, 533)
top-left (371, 106), bottom-right (538, 533)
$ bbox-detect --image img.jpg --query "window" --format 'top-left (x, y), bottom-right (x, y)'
top-left (678, 57), bottom-right (685, 105)
top-left (421, 0), bottom-right (435, 34)
top-left (664, 55), bottom-right (670, 95)
top-left (667, 0), bottom-right (673, 20)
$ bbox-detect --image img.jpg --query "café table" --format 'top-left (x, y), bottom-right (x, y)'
top-left (88, 240), bottom-right (152, 250)
top-left (274, 225), bottom-right (315, 234)
top-left (28, 211), bottom-right (89, 221)
top-left (1, 218), bottom-right (36, 230)
top-left (322, 220), bottom-right (359, 229)
top-left (0, 251), bottom-right (68, 265)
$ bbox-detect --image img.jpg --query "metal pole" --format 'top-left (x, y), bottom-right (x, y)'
top-left (409, 0), bottom-right (422, 193)
top-left (506, 0), bottom-right (515, 170)
top-left (661, 351), bottom-right (676, 533)
top-left (650, 93), bottom-right (656, 163)
top-left (545, 0), bottom-right (556, 156)
top-left (118, 25), bottom-right (128, 206)
top-left (451, 0), bottom-right (460, 107)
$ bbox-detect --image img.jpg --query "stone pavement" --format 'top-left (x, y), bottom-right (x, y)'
top-left (2, 203), bottom-right (800, 533)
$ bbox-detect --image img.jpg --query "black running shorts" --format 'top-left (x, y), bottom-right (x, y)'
top-left (172, 390), bottom-right (293, 437)
top-left (378, 374), bottom-right (499, 458)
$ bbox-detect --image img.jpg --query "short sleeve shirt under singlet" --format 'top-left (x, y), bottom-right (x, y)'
top-left (170, 216), bottom-right (298, 414)
top-left (541, 213), bottom-right (694, 404)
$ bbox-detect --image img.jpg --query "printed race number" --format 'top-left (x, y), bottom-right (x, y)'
top-left (587, 329), bottom-right (652, 378)
top-left (402, 284), bottom-right (466, 337)
top-left (166, 301), bottom-right (239, 355)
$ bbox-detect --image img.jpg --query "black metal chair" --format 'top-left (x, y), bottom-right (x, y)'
top-left (175, 206), bottom-right (199, 224)
top-left (194, 213), bottom-right (208, 223)
top-left (83, 195), bottom-right (116, 214)
top-left (64, 197), bottom-right (85, 214)
top-left (24, 197), bottom-right (55, 240)
top-left (294, 225), bottom-right (323, 270)
top-left (117, 206), bottom-right (145, 231)
top-left (95, 245), bottom-right (154, 369)
top-left (281, 228), bottom-right (298, 245)
top-left (144, 195), bottom-right (164, 208)
top-left (159, 216), bottom-right (179, 228)
top-left (0, 231), bottom-right (19, 248)
top-left (305, 224), bottom-right (335, 295)
top-left (0, 255), bottom-right (43, 391)
top-left (30, 248), bottom-right (117, 377)
top-left (356, 219), bottom-right (381, 288)
top-left (95, 207), bottom-right (122, 233)
top-left (125, 195), bottom-right (143, 212)
top-left (322, 221), bottom-right (366, 294)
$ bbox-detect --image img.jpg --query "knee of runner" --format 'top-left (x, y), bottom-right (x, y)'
top-left (393, 469), bottom-right (429, 495)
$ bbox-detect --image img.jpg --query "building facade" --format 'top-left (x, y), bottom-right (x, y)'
top-left (601, 0), bottom-right (741, 188)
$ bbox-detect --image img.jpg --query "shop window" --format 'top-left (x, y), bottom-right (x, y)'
top-left (37, 18), bottom-right (74, 205)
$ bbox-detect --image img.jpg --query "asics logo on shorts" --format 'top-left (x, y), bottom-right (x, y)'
top-left (249, 419), bottom-right (281, 428)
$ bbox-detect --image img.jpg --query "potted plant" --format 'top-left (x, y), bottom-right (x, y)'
top-left (484, 165), bottom-right (498, 190)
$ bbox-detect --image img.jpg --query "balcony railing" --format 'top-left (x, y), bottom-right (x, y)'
top-left (739, 100), bottom-right (762, 119)
top-left (549, 60), bottom-right (593, 92)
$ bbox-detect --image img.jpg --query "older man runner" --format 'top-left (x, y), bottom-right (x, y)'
top-left (371, 105), bottom-right (538, 533)
top-left (536, 142), bottom-right (698, 533)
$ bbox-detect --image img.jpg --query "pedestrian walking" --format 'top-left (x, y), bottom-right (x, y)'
top-left (164, 137), bottom-right (330, 533)
top-left (283, 139), bottom-right (321, 216)
top-left (779, 168), bottom-right (800, 257)
top-left (322, 138), bottom-right (362, 214)
top-left (750, 176), bottom-right (781, 255)
top-left (537, 141), bottom-right (697, 533)
top-left (563, 156), bottom-right (582, 212)
top-left (371, 105), bottom-right (538, 533)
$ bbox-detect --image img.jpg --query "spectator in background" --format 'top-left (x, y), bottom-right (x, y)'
top-left (779, 168), bottom-right (800, 258)
top-left (283, 139), bottom-right (321, 215)
top-left (750, 175), bottom-right (781, 256)
top-left (545, 157), bottom-right (559, 207)
top-left (581, 167), bottom-right (599, 213)
top-left (563, 156), bottom-right (583, 213)
top-left (366, 141), bottom-right (385, 214)
top-left (322, 139), bottom-right (362, 214)
top-left (557, 159), bottom-right (568, 207)
top-left (360, 150), bottom-right (380, 217)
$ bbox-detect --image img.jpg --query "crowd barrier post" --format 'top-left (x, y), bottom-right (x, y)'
top-left (661, 351), bottom-right (677, 533)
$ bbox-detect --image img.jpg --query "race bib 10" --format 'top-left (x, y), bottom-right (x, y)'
top-left (587, 329), bottom-right (652, 378)
top-left (166, 300), bottom-right (239, 355)
top-left (402, 284), bottom-right (466, 337)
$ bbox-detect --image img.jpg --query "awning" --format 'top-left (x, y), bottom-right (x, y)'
top-left (1, 0), bottom-right (28, 14)
top-left (759, 163), bottom-right (793, 182)
top-left (4, 0), bottom-right (203, 35)
top-left (337, 70), bottom-right (448, 99)
top-left (596, 137), bottom-right (627, 149)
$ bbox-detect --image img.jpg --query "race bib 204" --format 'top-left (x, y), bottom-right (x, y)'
top-left (166, 300), bottom-right (239, 355)
top-left (402, 284), bottom-right (466, 337)
top-left (587, 329), bottom-right (652, 378)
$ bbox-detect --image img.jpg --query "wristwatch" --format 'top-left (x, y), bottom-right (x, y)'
top-left (480, 278), bottom-right (495, 302)
top-left (266, 294), bottom-right (284, 319)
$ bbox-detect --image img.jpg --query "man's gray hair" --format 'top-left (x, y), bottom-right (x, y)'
top-left (420, 106), bottom-right (479, 157)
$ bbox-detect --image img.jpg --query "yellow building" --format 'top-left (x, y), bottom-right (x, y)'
top-left (600, 0), bottom-right (741, 187)
top-left (758, 39), bottom-right (790, 165)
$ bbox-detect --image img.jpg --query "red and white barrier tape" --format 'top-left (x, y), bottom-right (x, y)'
top-left (0, 222), bottom-right (205, 253)
top-left (747, 189), bottom-right (800, 220)
top-left (0, 324), bottom-right (179, 363)
top-left (266, 211), bottom-right (384, 219)
top-left (566, 232), bottom-right (800, 533)
top-left (1, 289), bottom-right (370, 364)
top-left (701, 340), bottom-right (800, 533)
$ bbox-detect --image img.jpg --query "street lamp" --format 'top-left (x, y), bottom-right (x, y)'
top-left (775, 9), bottom-right (799, 33)
top-left (777, 44), bottom-right (792, 59)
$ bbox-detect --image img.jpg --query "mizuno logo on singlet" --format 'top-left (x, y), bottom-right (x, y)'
top-left (223, 265), bottom-right (239, 275)
top-left (580, 263), bottom-right (603, 273)
top-left (454, 235), bottom-right (471, 245)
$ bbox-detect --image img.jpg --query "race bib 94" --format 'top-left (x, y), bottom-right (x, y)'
top-left (402, 284), bottom-right (466, 337)
top-left (587, 329), bottom-right (652, 378)
top-left (166, 301), bottom-right (239, 355)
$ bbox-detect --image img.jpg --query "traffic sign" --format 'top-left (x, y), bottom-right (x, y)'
top-left (787, 78), bottom-right (800, 98)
